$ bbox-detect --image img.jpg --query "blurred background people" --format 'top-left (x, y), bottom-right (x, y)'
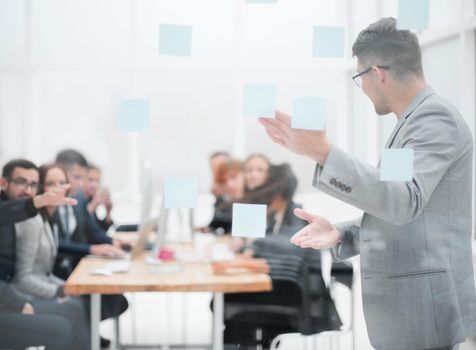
top-left (53, 149), bottom-right (127, 280)
top-left (0, 159), bottom-right (78, 349)
top-left (206, 159), bottom-right (244, 234)
top-left (20, 163), bottom-right (129, 348)
top-left (209, 151), bottom-right (231, 207)
top-left (84, 164), bottom-right (114, 231)
top-left (243, 154), bottom-right (270, 192)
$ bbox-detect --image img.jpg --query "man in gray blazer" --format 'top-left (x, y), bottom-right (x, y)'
top-left (259, 18), bottom-right (476, 350)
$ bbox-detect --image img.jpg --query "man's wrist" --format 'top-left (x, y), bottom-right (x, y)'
top-left (32, 195), bottom-right (45, 209)
top-left (310, 141), bottom-right (332, 166)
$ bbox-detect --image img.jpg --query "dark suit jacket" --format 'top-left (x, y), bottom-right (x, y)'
top-left (55, 191), bottom-right (111, 245)
top-left (54, 191), bottom-right (112, 278)
top-left (0, 191), bottom-right (38, 311)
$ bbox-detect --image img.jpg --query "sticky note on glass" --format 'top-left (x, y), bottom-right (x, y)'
top-left (242, 84), bottom-right (277, 118)
top-left (292, 97), bottom-right (326, 130)
top-left (245, 0), bottom-right (277, 3)
top-left (312, 26), bottom-right (345, 58)
top-left (397, 0), bottom-right (429, 30)
top-left (164, 177), bottom-right (198, 209)
top-left (232, 204), bottom-right (267, 238)
top-left (159, 24), bottom-right (192, 56)
top-left (117, 99), bottom-right (150, 132)
top-left (380, 149), bottom-right (414, 181)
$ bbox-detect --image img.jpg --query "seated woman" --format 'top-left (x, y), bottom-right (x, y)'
top-left (243, 154), bottom-right (270, 193)
top-left (206, 159), bottom-right (244, 234)
top-left (265, 163), bottom-right (307, 236)
top-left (84, 164), bottom-right (114, 231)
top-left (209, 151), bottom-right (231, 209)
top-left (241, 163), bottom-right (307, 236)
top-left (13, 163), bottom-right (128, 348)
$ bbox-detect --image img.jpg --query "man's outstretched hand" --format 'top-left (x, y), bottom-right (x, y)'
top-left (290, 208), bottom-right (341, 250)
top-left (259, 111), bottom-right (331, 165)
top-left (33, 184), bottom-right (78, 208)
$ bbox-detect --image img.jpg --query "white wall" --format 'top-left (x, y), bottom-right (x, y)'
top-left (0, 0), bottom-right (350, 198)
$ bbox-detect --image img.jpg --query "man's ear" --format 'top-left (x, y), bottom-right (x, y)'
top-left (373, 66), bottom-right (388, 84)
top-left (0, 177), bottom-right (7, 191)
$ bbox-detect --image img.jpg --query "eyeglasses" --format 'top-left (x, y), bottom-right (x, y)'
top-left (8, 178), bottom-right (39, 191)
top-left (45, 180), bottom-right (67, 188)
top-left (352, 65), bottom-right (391, 87)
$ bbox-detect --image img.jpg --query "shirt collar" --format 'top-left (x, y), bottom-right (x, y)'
top-left (384, 86), bottom-right (435, 149)
top-left (399, 85), bottom-right (435, 120)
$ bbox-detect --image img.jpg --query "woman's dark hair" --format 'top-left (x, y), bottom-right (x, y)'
top-left (240, 163), bottom-right (298, 205)
top-left (38, 163), bottom-right (69, 194)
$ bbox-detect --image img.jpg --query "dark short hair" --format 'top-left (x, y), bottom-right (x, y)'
top-left (38, 163), bottom-right (68, 194)
top-left (2, 159), bottom-right (38, 179)
top-left (87, 163), bottom-right (101, 172)
top-left (55, 149), bottom-right (88, 169)
top-left (352, 17), bottom-right (424, 80)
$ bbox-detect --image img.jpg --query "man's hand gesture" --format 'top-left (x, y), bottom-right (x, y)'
top-left (290, 208), bottom-right (341, 249)
top-left (33, 184), bottom-right (78, 208)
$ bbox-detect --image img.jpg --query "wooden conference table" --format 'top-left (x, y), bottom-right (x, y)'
top-left (64, 240), bottom-right (272, 350)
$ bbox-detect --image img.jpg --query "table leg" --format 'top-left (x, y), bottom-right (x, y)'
top-left (212, 292), bottom-right (224, 350)
top-left (91, 293), bottom-right (101, 350)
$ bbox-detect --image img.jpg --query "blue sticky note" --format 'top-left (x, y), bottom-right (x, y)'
top-left (117, 99), bottom-right (150, 132)
top-left (380, 149), bottom-right (414, 182)
top-left (164, 177), bottom-right (198, 209)
top-left (312, 26), bottom-right (345, 58)
top-left (397, 0), bottom-right (429, 30)
top-left (232, 204), bottom-right (267, 238)
top-left (245, 0), bottom-right (277, 3)
top-left (292, 97), bottom-right (326, 130)
top-left (159, 24), bottom-right (192, 56)
top-left (242, 84), bottom-right (277, 118)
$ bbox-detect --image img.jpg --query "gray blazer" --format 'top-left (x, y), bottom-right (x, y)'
top-left (13, 214), bottom-right (64, 299)
top-left (314, 86), bottom-right (476, 349)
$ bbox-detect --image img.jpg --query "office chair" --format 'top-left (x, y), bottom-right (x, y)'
top-left (269, 252), bottom-right (355, 350)
top-left (223, 237), bottom-right (343, 349)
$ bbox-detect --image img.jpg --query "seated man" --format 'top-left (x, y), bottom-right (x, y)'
top-left (55, 149), bottom-right (118, 247)
top-left (55, 150), bottom-right (129, 348)
top-left (84, 164), bottom-right (114, 231)
top-left (54, 149), bottom-right (127, 278)
top-left (0, 158), bottom-right (78, 348)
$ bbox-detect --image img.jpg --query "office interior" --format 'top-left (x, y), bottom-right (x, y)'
top-left (1, 0), bottom-right (476, 349)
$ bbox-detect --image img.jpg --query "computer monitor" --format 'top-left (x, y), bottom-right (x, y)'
top-left (131, 218), bottom-right (156, 259)
top-left (149, 196), bottom-right (194, 260)
top-left (139, 160), bottom-right (153, 231)
top-left (151, 200), bottom-right (168, 259)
